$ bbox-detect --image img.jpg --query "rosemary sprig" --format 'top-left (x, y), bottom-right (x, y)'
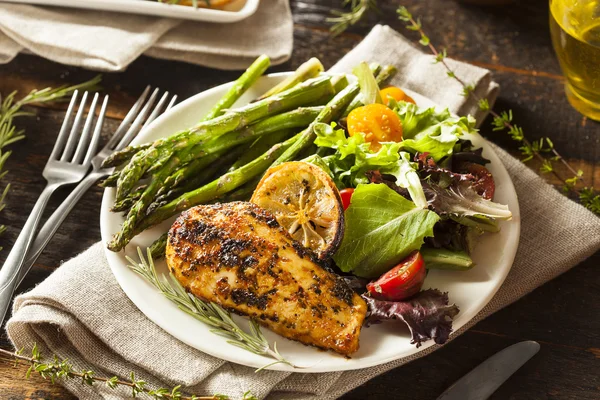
top-left (396, 5), bottom-right (599, 215)
top-left (327, 0), bottom-right (378, 37)
top-left (126, 247), bottom-right (300, 371)
top-left (0, 75), bottom-right (102, 248)
top-left (0, 344), bottom-right (256, 400)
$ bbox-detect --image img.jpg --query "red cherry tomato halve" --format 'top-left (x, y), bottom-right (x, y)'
top-left (339, 188), bottom-right (354, 210)
top-left (366, 251), bottom-right (426, 301)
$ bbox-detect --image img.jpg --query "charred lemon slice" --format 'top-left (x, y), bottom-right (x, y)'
top-left (251, 161), bottom-right (344, 259)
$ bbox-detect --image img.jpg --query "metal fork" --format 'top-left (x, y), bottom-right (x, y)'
top-left (0, 91), bottom-right (108, 322)
top-left (17, 87), bottom-right (177, 287)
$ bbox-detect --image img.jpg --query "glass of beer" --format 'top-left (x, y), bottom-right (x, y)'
top-left (550, 0), bottom-right (600, 120)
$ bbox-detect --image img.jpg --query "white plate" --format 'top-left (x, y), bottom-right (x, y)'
top-left (100, 73), bottom-right (521, 373)
top-left (0, 0), bottom-right (259, 23)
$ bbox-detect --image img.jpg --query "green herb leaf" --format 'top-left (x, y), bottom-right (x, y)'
top-left (333, 183), bottom-right (439, 277)
top-left (434, 48), bottom-right (447, 64)
top-left (327, 0), bottom-right (377, 37)
top-left (478, 98), bottom-right (490, 111)
top-left (580, 187), bottom-right (600, 214)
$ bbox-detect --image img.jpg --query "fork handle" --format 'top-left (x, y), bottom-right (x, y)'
top-left (17, 170), bottom-right (108, 287)
top-left (0, 183), bottom-right (59, 323)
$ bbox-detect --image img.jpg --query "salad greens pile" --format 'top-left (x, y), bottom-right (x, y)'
top-left (394, 101), bottom-right (477, 161)
top-left (308, 87), bottom-right (512, 345)
top-left (309, 100), bottom-right (512, 279)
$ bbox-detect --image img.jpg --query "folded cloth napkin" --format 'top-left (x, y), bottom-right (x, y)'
top-left (0, 0), bottom-right (292, 71)
top-left (7, 25), bottom-right (600, 399)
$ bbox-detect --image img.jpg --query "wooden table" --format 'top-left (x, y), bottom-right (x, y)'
top-left (0, 0), bottom-right (598, 398)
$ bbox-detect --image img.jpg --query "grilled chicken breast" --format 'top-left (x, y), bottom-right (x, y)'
top-left (166, 202), bottom-right (367, 355)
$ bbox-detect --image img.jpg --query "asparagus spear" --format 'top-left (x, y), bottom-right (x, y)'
top-left (108, 134), bottom-right (299, 251)
top-left (331, 74), bottom-right (350, 94)
top-left (257, 57), bottom-right (324, 101)
top-left (165, 127), bottom-right (295, 200)
top-left (149, 144), bottom-right (248, 212)
top-left (114, 105), bottom-right (323, 240)
top-left (100, 170), bottom-right (120, 187)
top-left (218, 178), bottom-right (259, 202)
top-left (139, 95), bottom-right (331, 194)
top-left (101, 143), bottom-right (152, 169)
top-left (227, 129), bottom-right (294, 172)
top-left (148, 174), bottom-right (261, 259)
top-left (103, 57), bottom-right (270, 177)
top-left (149, 233), bottom-right (169, 259)
top-left (115, 76), bottom-right (334, 202)
top-left (116, 148), bottom-right (227, 250)
top-left (203, 55), bottom-right (271, 122)
top-left (271, 77), bottom-right (363, 166)
top-left (188, 106), bottom-right (322, 161)
top-left (110, 185), bottom-right (147, 213)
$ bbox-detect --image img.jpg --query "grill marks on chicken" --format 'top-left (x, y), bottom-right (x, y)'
top-left (166, 202), bottom-right (367, 355)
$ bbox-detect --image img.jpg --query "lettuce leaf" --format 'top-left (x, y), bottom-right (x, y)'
top-left (424, 180), bottom-right (512, 221)
top-left (333, 183), bottom-right (439, 277)
top-left (362, 289), bottom-right (460, 347)
top-left (416, 152), bottom-right (512, 228)
top-left (393, 101), bottom-right (477, 161)
top-left (353, 61), bottom-right (383, 105)
top-left (313, 122), bottom-right (427, 207)
top-left (389, 152), bottom-right (428, 209)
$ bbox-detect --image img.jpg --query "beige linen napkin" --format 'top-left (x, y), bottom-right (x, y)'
top-left (0, 0), bottom-right (292, 71)
top-left (7, 25), bottom-right (600, 399)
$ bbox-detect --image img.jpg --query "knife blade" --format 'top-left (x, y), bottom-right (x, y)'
top-left (436, 340), bottom-right (540, 400)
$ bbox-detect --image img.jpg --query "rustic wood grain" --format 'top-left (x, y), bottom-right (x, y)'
top-left (0, 0), bottom-right (598, 398)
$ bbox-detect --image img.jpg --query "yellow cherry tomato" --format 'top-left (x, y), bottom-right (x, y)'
top-left (380, 86), bottom-right (416, 105)
top-left (347, 104), bottom-right (403, 151)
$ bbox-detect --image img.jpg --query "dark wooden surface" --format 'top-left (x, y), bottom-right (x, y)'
top-left (0, 0), bottom-right (599, 398)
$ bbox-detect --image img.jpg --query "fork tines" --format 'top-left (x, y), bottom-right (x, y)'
top-left (108, 87), bottom-right (179, 153)
top-left (53, 91), bottom-right (108, 164)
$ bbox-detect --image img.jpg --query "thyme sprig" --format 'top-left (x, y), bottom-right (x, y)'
top-left (327, 0), bottom-right (378, 37)
top-left (396, 5), bottom-right (599, 215)
top-left (0, 76), bottom-right (102, 248)
top-left (0, 344), bottom-right (256, 400)
top-left (127, 247), bottom-right (300, 371)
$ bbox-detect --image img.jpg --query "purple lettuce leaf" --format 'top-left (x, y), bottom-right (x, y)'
top-left (415, 152), bottom-right (476, 185)
top-left (366, 170), bottom-right (411, 199)
top-left (362, 289), bottom-right (460, 347)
